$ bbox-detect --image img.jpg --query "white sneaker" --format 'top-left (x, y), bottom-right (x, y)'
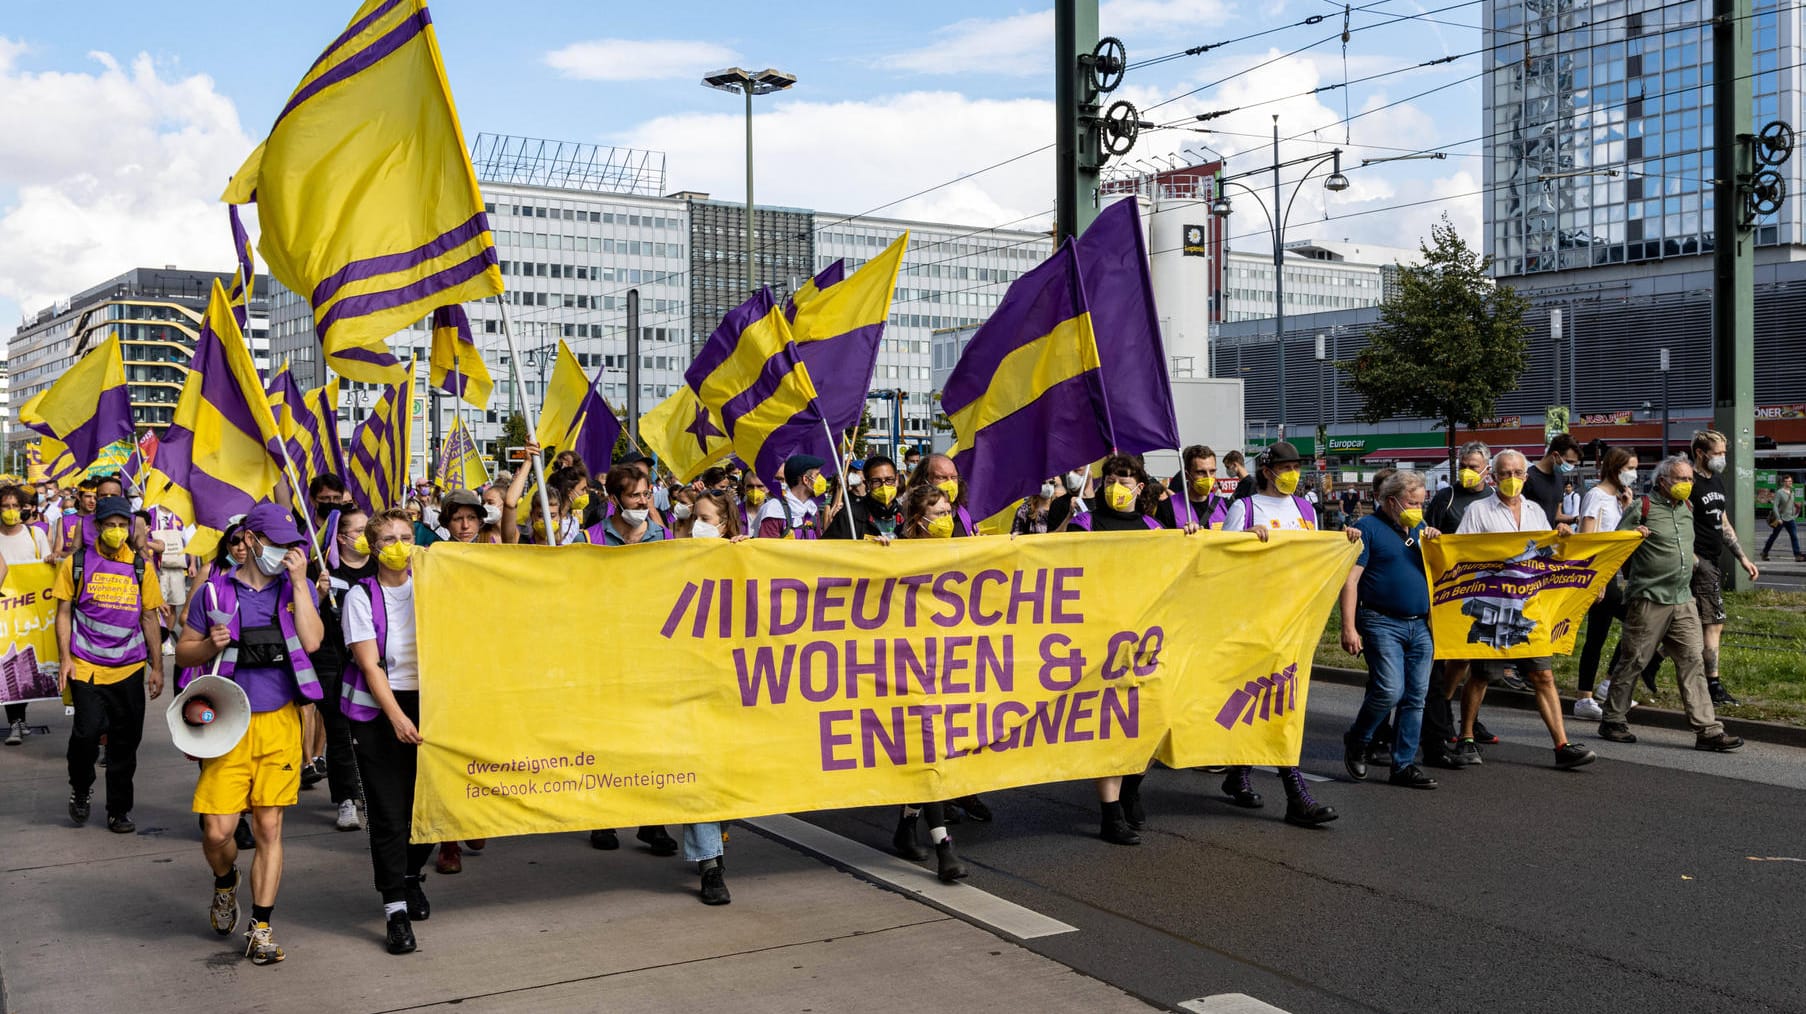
top-left (1573, 696), bottom-right (1604, 721)
top-left (336, 799), bottom-right (362, 831)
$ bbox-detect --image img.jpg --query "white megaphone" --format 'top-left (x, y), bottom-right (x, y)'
top-left (166, 674), bottom-right (251, 759)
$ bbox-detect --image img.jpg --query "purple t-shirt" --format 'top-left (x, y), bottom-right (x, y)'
top-left (185, 575), bottom-right (312, 713)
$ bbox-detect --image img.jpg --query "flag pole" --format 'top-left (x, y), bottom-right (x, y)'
top-left (819, 415), bottom-right (858, 539)
top-left (450, 341), bottom-right (467, 490)
top-left (275, 433), bottom-right (328, 574)
top-left (494, 296), bottom-right (558, 545)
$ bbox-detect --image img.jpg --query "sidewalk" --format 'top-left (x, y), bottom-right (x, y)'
top-left (0, 707), bottom-right (1159, 1014)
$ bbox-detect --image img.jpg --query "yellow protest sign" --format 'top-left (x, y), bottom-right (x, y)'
top-left (0, 562), bottom-right (62, 705)
top-left (411, 532), bottom-right (1358, 842)
top-left (1422, 531), bottom-right (1642, 659)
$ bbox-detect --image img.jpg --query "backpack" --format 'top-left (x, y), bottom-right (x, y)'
top-left (72, 544), bottom-right (147, 606)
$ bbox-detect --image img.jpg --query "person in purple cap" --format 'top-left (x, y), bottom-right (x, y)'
top-left (174, 501), bottom-right (325, 967)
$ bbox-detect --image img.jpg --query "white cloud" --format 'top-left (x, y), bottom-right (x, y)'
top-left (545, 39), bottom-right (742, 82)
top-left (0, 42), bottom-right (254, 322)
top-left (619, 91), bottom-right (1057, 228)
top-left (890, 0), bottom-right (1232, 76)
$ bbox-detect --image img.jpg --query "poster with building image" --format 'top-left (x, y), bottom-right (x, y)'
top-left (0, 562), bottom-right (61, 705)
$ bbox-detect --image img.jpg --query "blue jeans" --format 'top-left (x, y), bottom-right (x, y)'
top-left (682, 822), bottom-right (724, 862)
top-left (1347, 609), bottom-right (1433, 770)
top-left (1764, 519), bottom-right (1800, 557)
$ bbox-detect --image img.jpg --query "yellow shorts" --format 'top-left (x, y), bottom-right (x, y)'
top-left (193, 703), bottom-right (302, 814)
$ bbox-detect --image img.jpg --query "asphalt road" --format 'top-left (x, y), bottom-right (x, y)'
top-left (800, 681), bottom-right (1806, 1014)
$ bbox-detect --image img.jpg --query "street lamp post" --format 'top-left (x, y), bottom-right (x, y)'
top-left (1660, 346), bottom-right (1672, 460)
top-left (703, 67), bottom-right (797, 298)
top-left (1210, 115), bottom-right (1348, 440)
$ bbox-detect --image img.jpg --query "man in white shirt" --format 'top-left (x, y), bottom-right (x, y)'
top-left (1453, 449), bottom-right (1594, 770)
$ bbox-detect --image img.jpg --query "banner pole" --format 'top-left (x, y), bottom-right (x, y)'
top-left (494, 296), bottom-right (559, 545)
top-left (450, 341), bottom-right (468, 490)
top-left (274, 432), bottom-right (327, 575)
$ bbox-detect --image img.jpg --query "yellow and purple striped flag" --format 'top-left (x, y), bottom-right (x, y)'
top-left (18, 334), bottom-right (134, 476)
top-left (141, 281), bottom-right (286, 558)
top-left (267, 362), bottom-right (321, 493)
top-left (689, 289), bottom-right (833, 488)
top-left (787, 233), bottom-right (907, 436)
top-left (429, 304), bottom-right (492, 408)
top-left (226, 205), bottom-right (255, 330)
top-left (942, 243), bottom-right (1114, 523)
top-left (306, 379), bottom-right (349, 487)
top-left (434, 415), bottom-right (488, 490)
top-left (222, 0), bottom-right (502, 385)
top-left (347, 365), bottom-right (414, 513)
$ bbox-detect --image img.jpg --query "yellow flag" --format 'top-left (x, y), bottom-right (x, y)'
top-left (533, 341), bottom-right (590, 453)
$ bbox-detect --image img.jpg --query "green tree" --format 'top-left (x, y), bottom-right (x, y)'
top-left (1339, 215), bottom-right (1530, 471)
top-left (498, 412), bottom-right (531, 471)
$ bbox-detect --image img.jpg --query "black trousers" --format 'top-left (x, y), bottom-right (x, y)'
top-left (67, 669), bottom-right (145, 818)
top-left (1576, 594), bottom-right (1624, 693)
top-left (1420, 661), bottom-right (1456, 752)
top-left (352, 691), bottom-right (432, 904)
top-left (314, 658), bottom-right (362, 805)
top-left (4, 702), bottom-right (26, 723)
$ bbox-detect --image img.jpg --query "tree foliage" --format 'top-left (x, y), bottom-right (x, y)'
top-left (497, 412), bottom-right (531, 466)
top-left (1339, 216), bottom-right (1530, 460)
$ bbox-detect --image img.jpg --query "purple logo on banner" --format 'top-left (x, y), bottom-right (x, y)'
top-left (1214, 664), bottom-right (1299, 730)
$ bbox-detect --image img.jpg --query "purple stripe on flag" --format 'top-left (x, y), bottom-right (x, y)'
top-left (304, 0), bottom-right (407, 76)
top-left (786, 260), bottom-right (846, 320)
top-left (952, 369), bottom-right (1115, 522)
top-left (312, 389), bottom-right (348, 480)
top-left (718, 346), bottom-right (810, 432)
top-left (683, 289), bottom-right (777, 390)
top-left (331, 345), bottom-right (401, 368)
top-left (56, 382), bottom-right (136, 467)
top-left (748, 410), bottom-right (837, 490)
top-left (313, 214), bottom-right (492, 306)
top-left (187, 322), bottom-right (270, 444)
top-left (149, 424), bottom-right (264, 529)
top-left (941, 246), bottom-right (1086, 416)
top-left (795, 319), bottom-right (885, 434)
top-left (1079, 198), bottom-right (1179, 455)
top-left (572, 385), bottom-right (621, 478)
top-left (317, 245), bottom-right (499, 338)
top-left (274, 4), bottom-right (429, 130)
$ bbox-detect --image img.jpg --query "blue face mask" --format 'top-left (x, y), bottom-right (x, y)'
top-left (1557, 460), bottom-right (1577, 475)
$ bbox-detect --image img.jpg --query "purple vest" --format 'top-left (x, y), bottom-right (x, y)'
top-left (955, 506), bottom-right (974, 537)
top-left (60, 513), bottom-right (89, 548)
top-left (69, 548), bottom-right (148, 668)
top-left (177, 571), bottom-right (322, 702)
top-left (1169, 494), bottom-right (1228, 529)
top-left (338, 577), bottom-right (389, 722)
top-left (1067, 512), bottom-right (1161, 532)
top-left (579, 521), bottom-right (610, 545)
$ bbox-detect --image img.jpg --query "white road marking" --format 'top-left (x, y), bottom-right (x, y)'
top-left (745, 814), bottom-right (1078, 940)
top-left (1180, 993), bottom-right (1294, 1013)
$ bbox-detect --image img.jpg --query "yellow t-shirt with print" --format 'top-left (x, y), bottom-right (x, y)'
top-left (51, 544), bottom-right (164, 686)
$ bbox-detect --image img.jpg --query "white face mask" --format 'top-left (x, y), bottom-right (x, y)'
top-left (1040, 482), bottom-right (1059, 499)
top-left (483, 504), bottom-right (502, 526)
top-left (421, 506), bottom-right (440, 528)
top-left (622, 508), bottom-right (650, 526)
top-left (1707, 454), bottom-right (1726, 473)
top-left (672, 502), bottom-right (694, 521)
top-left (1065, 471), bottom-right (1085, 493)
top-left (1619, 468), bottom-right (1638, 488)
top-left (253, 542), bottom-right (288, 577)
top-left (690, 520), bottom-right (722, 540)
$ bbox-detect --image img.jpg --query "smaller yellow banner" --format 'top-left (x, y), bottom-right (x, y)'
top-left (1422, 531), bottom-right (1642, 659)
top-left (0, 562), bottom-right (61, 705)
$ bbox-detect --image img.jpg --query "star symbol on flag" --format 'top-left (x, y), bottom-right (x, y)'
top-left (686, 406), bottom-right (725, 454)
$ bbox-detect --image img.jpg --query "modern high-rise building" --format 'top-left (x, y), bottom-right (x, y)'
top-left (6, 268), bottom-right (270, 462)
top-left (1484, 0), bottom-right (1803, 277)
top-left (266, 134), bottom-right (1047, 473)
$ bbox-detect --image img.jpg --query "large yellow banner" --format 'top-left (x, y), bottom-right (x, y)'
top-left (411, 532), bottom-right (1358, 842)
top-left (1422, 531), bottom-right (1642, 659)
top-left (0, 562), bottom-right (62, 705)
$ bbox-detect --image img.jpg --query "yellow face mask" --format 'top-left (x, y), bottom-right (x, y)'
top-left (1497, 475), bottom-right (1526, 499)
top-left (869, 484), bottom-right (897, 506)
top-left (936, 478), bottom-right (960, 501)
top-left (377, 542), bottom-right (413, 571)
top-left (569, 493), bottom-right (591, 516)
top-left (1398, 507), bottom-right (1425, 529)
top-left (746, 487), bottom-right (767, 507)
top-left (1105, 481), bottom-right (1138, 512)
top-left (100, 527), bottom-right (129, 551)
top-left (0, 509), bottom-right (20, 527)
top-left (1459, 468), bottom-right (1484, 491)
top-left (1666, 480), bottom-right (1694, 503)
top-left (351, 533), bottom-right (370, 556)
top-left (1189, 475), bottom-right (1214, 498)
top-left (924, 514), bottom-right (955, 539)
top-left (1274, 469), bottom-right (1301, 495)
top-left (810, 473), bottom-right (828, 496)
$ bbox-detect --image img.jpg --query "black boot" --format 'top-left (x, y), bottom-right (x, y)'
top-left (1120, 774), bottom-right (1146, 829)
top-left (1099, 801), bottom-right (1141, 845)
top-left (1220, 767), bottom-right (1264, 808)
top-left (1280, 767), bottom-right (1339, 828)
top-left (892, 810), bottom-right (927, 860)
top-left (698, 859), bottom-right (731, 905)
top-left (1708, 678), bottom-right (1741, 706)
top-left (934, 839), bottom-right (968, 882)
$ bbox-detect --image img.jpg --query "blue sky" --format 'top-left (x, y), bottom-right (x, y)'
top-left (0, 0), bottom-right (1484, 331)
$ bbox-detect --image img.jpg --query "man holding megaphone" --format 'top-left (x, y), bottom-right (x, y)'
top-left (173, 503), bottom-right (324, 967)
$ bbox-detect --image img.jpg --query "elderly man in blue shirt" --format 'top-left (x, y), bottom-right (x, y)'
top-left (1339, 470), bottom-right (1442, 789)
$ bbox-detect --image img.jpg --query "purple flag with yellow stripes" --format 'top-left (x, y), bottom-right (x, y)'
top-left (222, 0), bottom-right (502, 385)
